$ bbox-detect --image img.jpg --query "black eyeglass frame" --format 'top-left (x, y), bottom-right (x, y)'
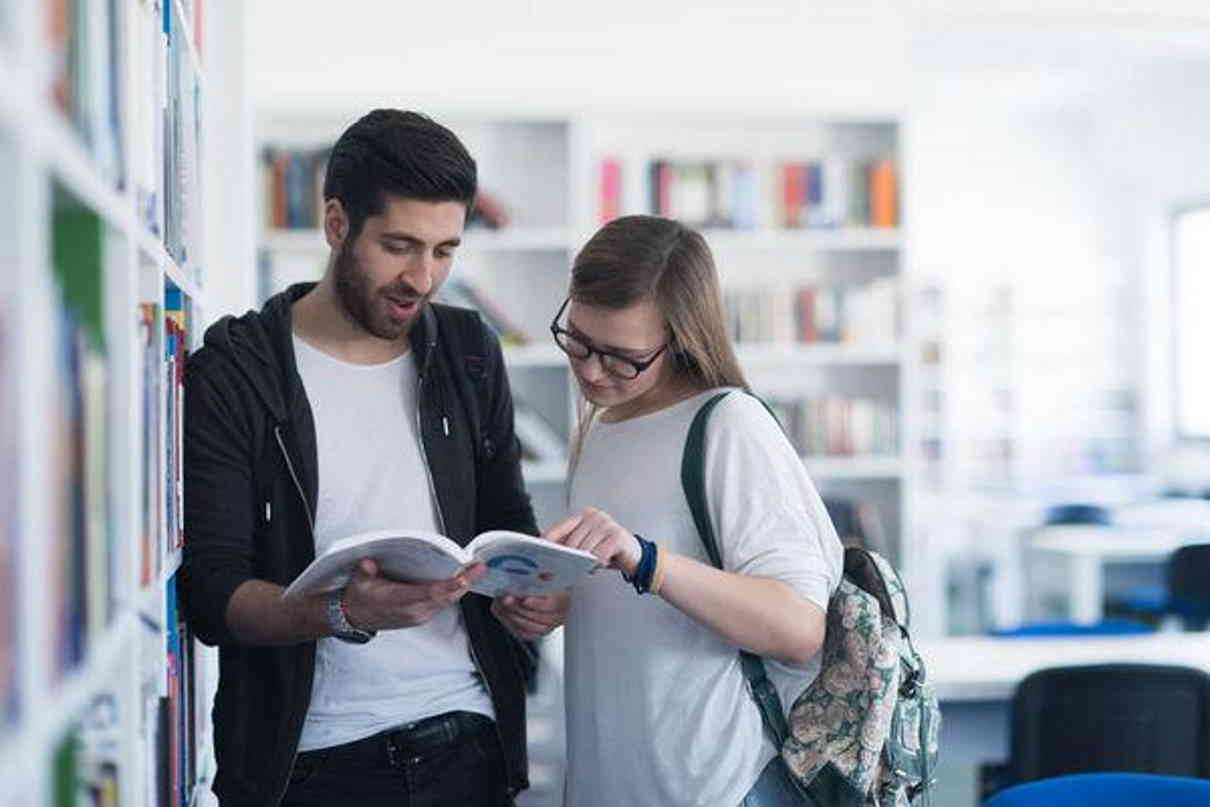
top-left (549, 298), bottom-right (671, 380)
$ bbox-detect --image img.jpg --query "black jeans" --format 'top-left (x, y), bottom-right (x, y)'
top-left (281, 711), bottom-right (513, 807)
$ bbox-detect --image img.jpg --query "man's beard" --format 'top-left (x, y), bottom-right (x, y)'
top-left (332, 239), bottom-right (424, 341)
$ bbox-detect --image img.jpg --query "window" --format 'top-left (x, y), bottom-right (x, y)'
top-left (1174, 206), bottom-right (1210, 440)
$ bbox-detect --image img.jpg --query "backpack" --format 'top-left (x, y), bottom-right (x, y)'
top-left (681, 391), bottom-right (941, 807)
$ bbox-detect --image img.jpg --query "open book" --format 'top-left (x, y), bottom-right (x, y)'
top-left (282, 529), bottom-right (600, 600)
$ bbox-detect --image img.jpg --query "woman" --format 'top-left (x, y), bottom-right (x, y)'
top-left (546, 215), bottom-right (844, 806)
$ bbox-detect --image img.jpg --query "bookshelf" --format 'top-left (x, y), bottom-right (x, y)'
top-left (0, 2), bottom-right (242, 805)
top-left (254, 108), bottom-right (912, 569)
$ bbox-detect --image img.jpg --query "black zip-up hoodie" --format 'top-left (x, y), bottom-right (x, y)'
top-left (181, 283), bottom-right (537, 806)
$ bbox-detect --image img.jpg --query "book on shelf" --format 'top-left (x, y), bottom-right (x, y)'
top-left (139, 302), bottom-right (163, 588)
top-left (437, 278), bottom-right (529, 346)
top-left (163, 0), bottom-right (203, 278)
top-left (130, 0), bottom-right (169, 235)
top-left (164, 288), bottom-right (188, 555)
top-left (725, 278), bottom-right (897, 346)
top-left (599, 158), bottom-right (622, 223)
top-left (165, 575), bottom-right (202, 807)
top-left (767, 396), bottom-right (899, 459)
top-left (283, 529), bottom-right (599, 600)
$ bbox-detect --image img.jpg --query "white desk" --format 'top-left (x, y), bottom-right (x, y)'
top-left (917, 634), bottom-right (1210, 806)
top-left (1026, 521), bottom-right (1206, 623)
top-left (920, 633), bottom-right (1210, 703)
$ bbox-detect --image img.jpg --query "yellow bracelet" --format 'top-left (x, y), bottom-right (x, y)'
top-left (650, 544), bottom-right (668, 595)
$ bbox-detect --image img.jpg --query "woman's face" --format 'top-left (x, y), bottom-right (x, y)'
top-left (562, 298), bottom-right (676, 416)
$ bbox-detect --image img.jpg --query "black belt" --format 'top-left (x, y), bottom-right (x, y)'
top-left (298, 711), bottom-right (495, 768)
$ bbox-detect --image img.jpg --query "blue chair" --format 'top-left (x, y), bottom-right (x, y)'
top-left (984, 772), bottom-right (1210, 806)
top-left (1116, 542), bottom-right (1210, 628)
top-left (978, 664), bottom-right (1210, 800)
top-left (1044, 503), bottom-right (1111, 526)
top-left (1169, 544), bottom-right (1210, 630)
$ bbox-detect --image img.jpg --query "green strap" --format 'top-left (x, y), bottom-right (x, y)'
top-left (681, 391), bottom-right (791, 747)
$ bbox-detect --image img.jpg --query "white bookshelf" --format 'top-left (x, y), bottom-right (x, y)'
top-left (0, 2), bottom-right (244, 805)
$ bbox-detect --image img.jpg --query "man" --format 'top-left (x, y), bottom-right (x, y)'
top-left (182, 109), bottom-right (566, 807)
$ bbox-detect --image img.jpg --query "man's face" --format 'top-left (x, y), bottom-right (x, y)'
top-left (332, 196), bottom-right (465, 341)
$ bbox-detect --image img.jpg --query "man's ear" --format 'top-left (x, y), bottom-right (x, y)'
top-left (323, 198), bottom-right (349, 249)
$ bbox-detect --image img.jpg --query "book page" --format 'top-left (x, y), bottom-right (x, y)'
top-left (282, 530), bottom-right (470, 599)
top-left (466, 531), bottom-right (600, 597)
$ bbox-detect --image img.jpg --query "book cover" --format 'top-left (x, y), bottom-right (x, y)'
top-left (871, 158), bottom-right (898, 228)
top-left (599, 158), bottom-right (621, 224)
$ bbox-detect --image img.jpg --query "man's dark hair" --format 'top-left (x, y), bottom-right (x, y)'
top-left (323, 109), bottom-right (477, 239)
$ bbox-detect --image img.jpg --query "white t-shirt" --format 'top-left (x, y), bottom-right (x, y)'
top-left (564, 389), bottom-right (843, 807)
top-left (293, 336), bottom-right (494, 752)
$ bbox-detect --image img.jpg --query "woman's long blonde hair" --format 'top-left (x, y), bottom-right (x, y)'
top-left (567, 215), bottom-right (750, 470)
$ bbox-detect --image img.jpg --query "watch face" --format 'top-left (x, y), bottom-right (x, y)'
top-left (335, 628), bottom-right (372, 645)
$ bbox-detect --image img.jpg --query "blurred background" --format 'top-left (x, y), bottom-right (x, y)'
top-left (3, 1), bottom-right (1210, 805)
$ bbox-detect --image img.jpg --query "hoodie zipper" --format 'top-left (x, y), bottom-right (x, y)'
top-left (415, 360), bottom-right (510, 785)
top-left (274, 425), bottom-right (314, 535)
top-left (271, 424), bottom-right (314, 807)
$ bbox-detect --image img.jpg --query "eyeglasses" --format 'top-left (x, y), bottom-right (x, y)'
top-left (549, 298), bottom-right (670, 381)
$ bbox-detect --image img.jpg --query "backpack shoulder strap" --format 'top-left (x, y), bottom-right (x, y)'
top-left (681, 390), bottom-right (790, 747)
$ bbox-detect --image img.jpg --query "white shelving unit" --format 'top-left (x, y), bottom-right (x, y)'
top-left (0, 2), bottom-right (245, 805)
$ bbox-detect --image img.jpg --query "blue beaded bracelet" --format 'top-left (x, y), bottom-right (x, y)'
top-left (622, 535), bottom-right (658, 594)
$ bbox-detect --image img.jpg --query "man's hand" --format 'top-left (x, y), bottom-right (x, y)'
top-left (341, 559), bottom-right (487, 631)
top-left (491, 591), bottom-right (570, 641)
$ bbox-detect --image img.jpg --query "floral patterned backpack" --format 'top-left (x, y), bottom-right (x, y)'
top-left (681, 392), bottom-right (941, 807)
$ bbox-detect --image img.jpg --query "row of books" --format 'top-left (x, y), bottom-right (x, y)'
top-left (50, 189), bottom-right (115, 680)
top-left (613, 157), bottom-right (899, 230)
top-left (164, 577), bottom-right (201, 807)
top-left (48, 0), bottom-right (125, 187)
top-left (725, 277), bottom-right (898, 345)
top-left (767, 396), bottom-right (899, 458)
top-left (162, 1), bottom-right (203, 278)
top-left (50, 0), bottom-right (204, 283)
top-left (261, 146), bottom-right (514, 231)
top-left (52, 692), bottom-right (123, 807)
top-left (262, 146), bottom-right (330, 230)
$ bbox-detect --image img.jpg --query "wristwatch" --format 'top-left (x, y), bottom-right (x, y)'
top-left (326, 589), bottom-right (376, 644)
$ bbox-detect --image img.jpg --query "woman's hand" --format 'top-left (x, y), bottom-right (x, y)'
top-left (544, 507), bottom-right (642, 576)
